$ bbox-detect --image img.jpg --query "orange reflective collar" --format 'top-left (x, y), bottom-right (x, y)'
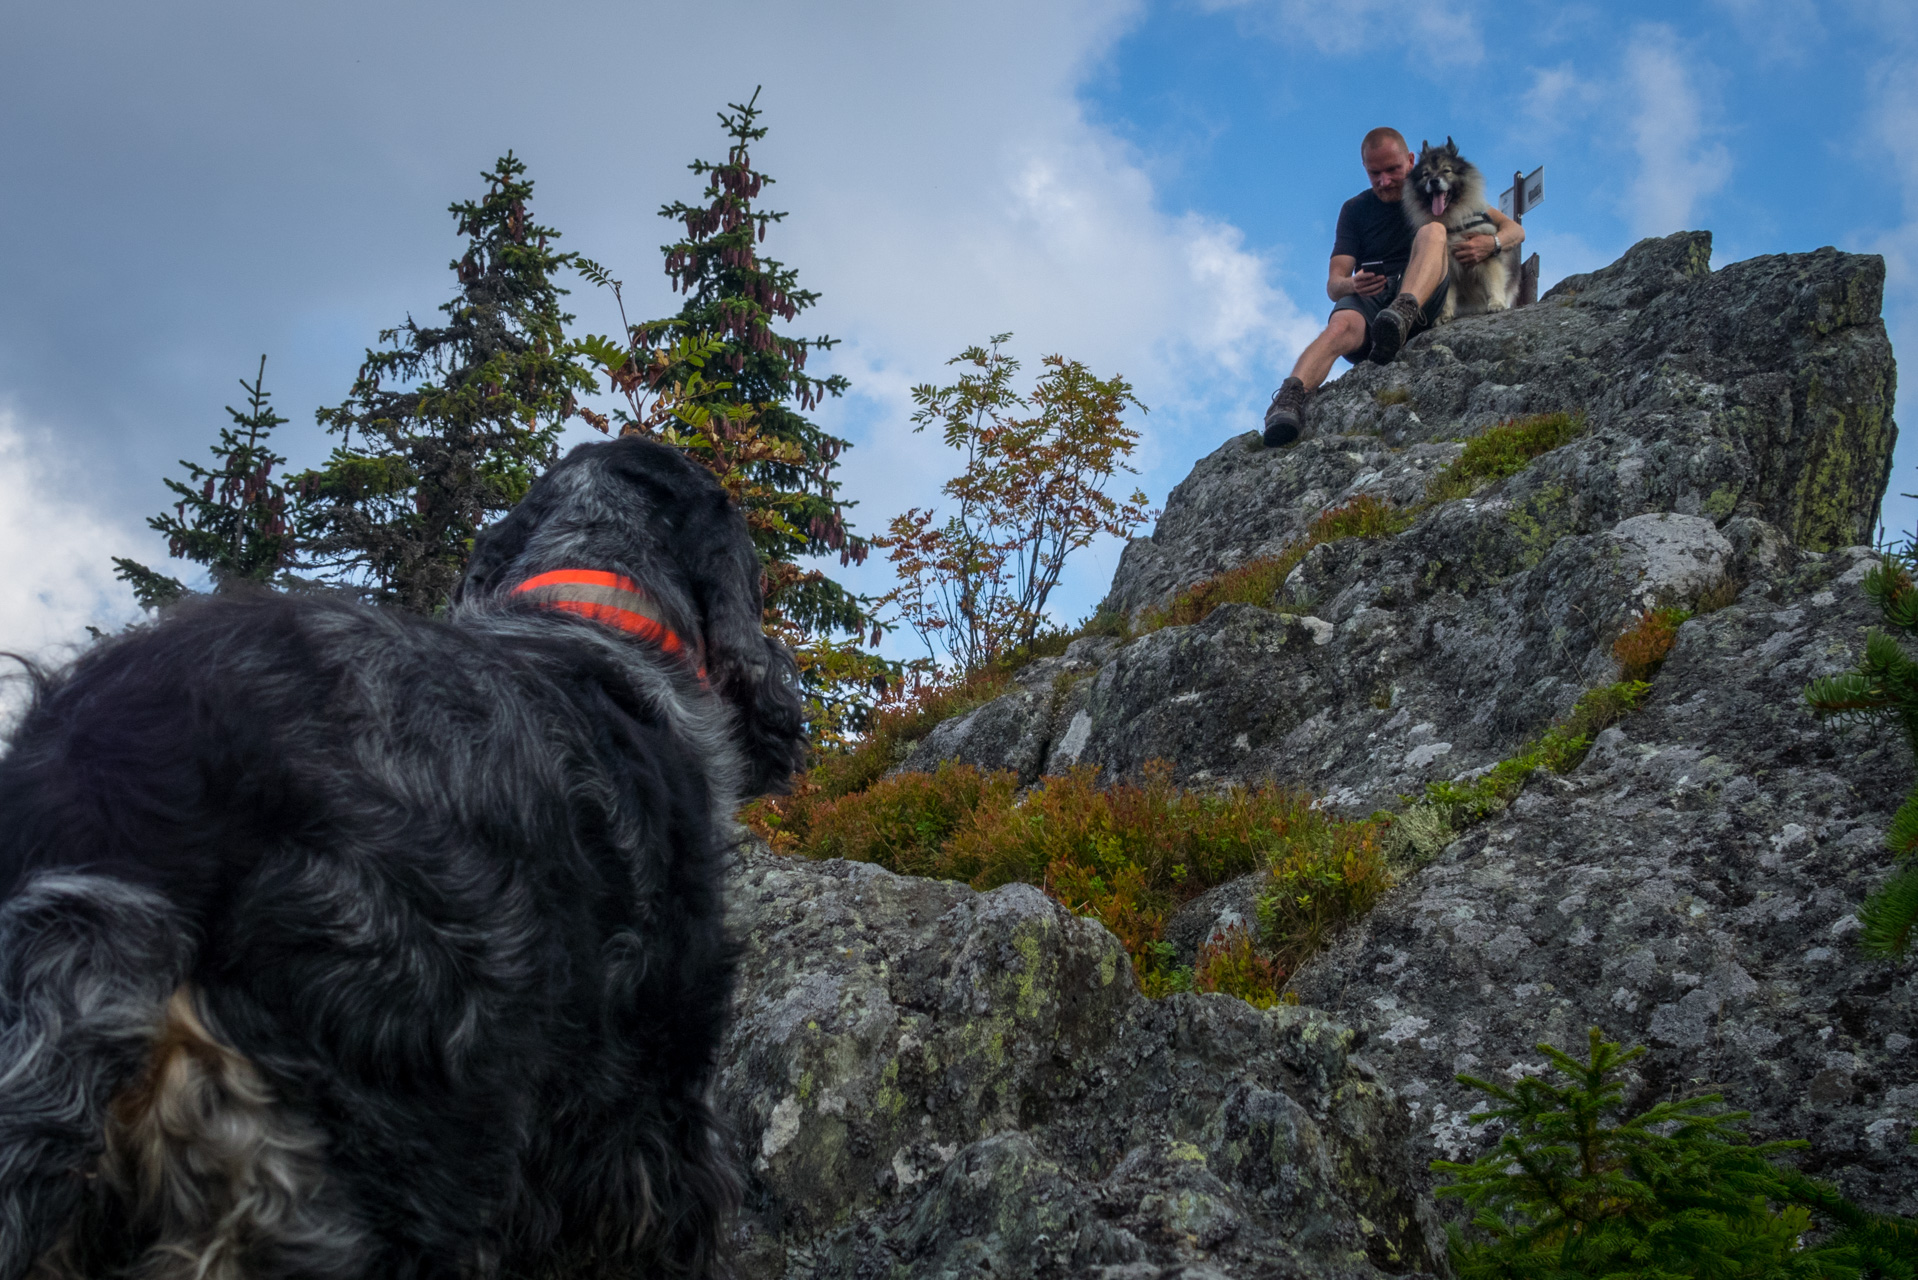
top-left (511, 569), bottom-right (706, 680)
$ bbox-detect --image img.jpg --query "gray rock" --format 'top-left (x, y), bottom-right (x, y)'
top-left (1290, 544), bottom-right (1918, 1214)
top-left (721, 850), bottom-right (1444, 1278)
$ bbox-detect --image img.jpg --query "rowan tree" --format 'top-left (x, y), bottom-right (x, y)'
top-left (113, 354), bottom-right (294, 608)
top-left (876, 336), bottom-right (1152, 673)
top-left (296, 153), bottom-right (596, 613)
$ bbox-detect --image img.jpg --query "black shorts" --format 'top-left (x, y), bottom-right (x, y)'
top-left (1332, 273), bottom-right (1450, 364)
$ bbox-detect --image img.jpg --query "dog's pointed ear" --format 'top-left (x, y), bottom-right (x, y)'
top-left (1420, 138), bottom-right (1430, 153)
top-left (1445, 135), bottom-right (1456, 153)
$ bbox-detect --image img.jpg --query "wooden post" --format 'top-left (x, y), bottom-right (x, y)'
top-left (1511, 170), bottom-right (1536, 308)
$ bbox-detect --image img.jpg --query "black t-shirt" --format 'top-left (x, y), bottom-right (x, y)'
top-left (1332, 189), bottom-right (1415, 276)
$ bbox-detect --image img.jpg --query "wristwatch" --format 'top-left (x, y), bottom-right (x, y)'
top-left (1492, 232), bottom-right (1503, 252)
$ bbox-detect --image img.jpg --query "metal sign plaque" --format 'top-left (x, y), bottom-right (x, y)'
top-left (1500, 166), bottom-right (1544, 217)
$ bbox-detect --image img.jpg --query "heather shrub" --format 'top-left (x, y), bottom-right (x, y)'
top-left (762, 758), bottom-right (1389, 999)
top-left (1194, 925), bottom-right (1284, 1008)
top-left (1613, 606), bottom-right (1691, 681)
top-left (801, 762), bottom-right (1017, 877)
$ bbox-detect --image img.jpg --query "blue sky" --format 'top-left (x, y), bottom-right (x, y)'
top-left (0, 0), bottom-right (1911, 664)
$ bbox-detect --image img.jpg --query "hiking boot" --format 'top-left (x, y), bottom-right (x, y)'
top-left (1263, 377), bottom-right (1307, 447)
top-left (1368, 291), bottom-right (1424, 365)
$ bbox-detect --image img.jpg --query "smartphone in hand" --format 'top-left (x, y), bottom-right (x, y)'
top-left (1357, 260), bottom-right (1387, 277)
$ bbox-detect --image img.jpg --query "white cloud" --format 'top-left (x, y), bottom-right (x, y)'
top-left (1709, 0), bottom-right (1824, 63)
top-left (1521, 64), bottom-right (1606, 139)
top-left (0, 408), bottom-right (142, 672)
top-left (1620, 28), bottom-right (1731, 238)
top-left (1198, 0), bottom-right (1484, 64)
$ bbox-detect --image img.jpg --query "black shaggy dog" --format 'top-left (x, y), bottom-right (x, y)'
top-left (0, 437), bottom-right (806, 1280)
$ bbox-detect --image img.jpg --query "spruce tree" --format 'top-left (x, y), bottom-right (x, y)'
top-left (1435, 1028), bottom-right (1907, 1278)
top-left (578, 90), bottom-right (891, 744)
top-left (296, 153), bottom-right (596, 613)
top-left (113, 354), bottom-right (293, 607)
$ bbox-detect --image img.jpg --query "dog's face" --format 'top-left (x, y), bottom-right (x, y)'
top-left (458, 436), bottom-right (808, 797)
top-left (1408, 137), bottom-right (1479, 220)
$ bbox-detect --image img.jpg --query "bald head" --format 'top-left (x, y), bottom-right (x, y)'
top-left (1361, 128), bottom-right (1413, 201)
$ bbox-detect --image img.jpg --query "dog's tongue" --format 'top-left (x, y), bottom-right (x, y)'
top-left (1431, 193), bottom-right (1448, 217)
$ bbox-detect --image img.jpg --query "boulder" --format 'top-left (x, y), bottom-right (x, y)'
top-left (720, 851), bottom-right (1444, 1278)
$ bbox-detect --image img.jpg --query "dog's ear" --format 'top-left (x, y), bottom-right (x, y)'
top-left (458, 491), bottom-right (546, 604)
top-left (1444, 135), bottom-right (1456, 154)
top-left (685, 513), bottom-right (808, 798)
top-left (1420, 138), bottom-right (1430, 154)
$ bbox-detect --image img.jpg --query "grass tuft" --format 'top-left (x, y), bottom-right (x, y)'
top-left (1142, 495), bottom-right (1411, 632)
top-left (1420, 680), bottom-right (1651, 828)
top-left (1425, 411), bottom-right (1587, 503)
top-left (1374, 387), bottom-right (1414, 407)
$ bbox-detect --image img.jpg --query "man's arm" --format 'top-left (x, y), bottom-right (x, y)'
top-left (1453, 207), bottom-right (1526, 266)
top-left (1327, 254), bottom-right (1387, 301)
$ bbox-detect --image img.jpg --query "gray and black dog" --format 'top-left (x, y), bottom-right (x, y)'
top-left (0, 436), bottom-right (806, 1280)
top-left (1402, 136), bottom-right (1515, 322)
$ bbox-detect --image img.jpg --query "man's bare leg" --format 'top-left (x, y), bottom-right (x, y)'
top-left (1369, 222), bottom-right (1449, 364)
top-left (1288, 310), bottom-right (1369, 391)
top-left (1266, 311), bottom-right (1368, 447)
top-left (1398, 221), bottom-right (1448, 306)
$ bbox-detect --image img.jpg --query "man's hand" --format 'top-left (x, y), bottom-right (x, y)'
top-left (1351, 270), bottom-right (1390, 297)
top-left (1452, 234), bottom-right (1499, 266)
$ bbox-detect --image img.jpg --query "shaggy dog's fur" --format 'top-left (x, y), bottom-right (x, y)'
top-left (0, 437), bottom-right (806, 1280)
top-left (1402, 137), bottom-right (1516, 322)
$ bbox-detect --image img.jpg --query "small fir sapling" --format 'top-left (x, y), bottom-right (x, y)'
top-left (1434, 1028), bottom-right (1905, 1278)
top-left (1804, 541), bottom-right (1918, 955)
top-left (113, 354), bottom-right (294, 608)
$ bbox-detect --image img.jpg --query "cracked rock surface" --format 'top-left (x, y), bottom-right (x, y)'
top-left (1288, 543), bottom-right (1918, 1214)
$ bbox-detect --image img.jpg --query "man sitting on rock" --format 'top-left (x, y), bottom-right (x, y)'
top-left (1262, 127), bottom-right (1517, 448)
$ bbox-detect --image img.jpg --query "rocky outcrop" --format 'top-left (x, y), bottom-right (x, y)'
top-left (1106, 232), bottom-right (1893, 621)
top-left (720, 232), bottom-right (1910, 1272)
top-left (888, 235), bottom-right (1897, 819)
top-left (720, 851), bottom-right (1443, 1278)
top-left (1287, 538), bottom-right (1918, 1213)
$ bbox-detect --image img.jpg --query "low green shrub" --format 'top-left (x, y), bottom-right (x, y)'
top-left (1436, 1028), bottom-right (1915, 1279)
top-left (1194, 925), bottom-right (1284, 1007)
